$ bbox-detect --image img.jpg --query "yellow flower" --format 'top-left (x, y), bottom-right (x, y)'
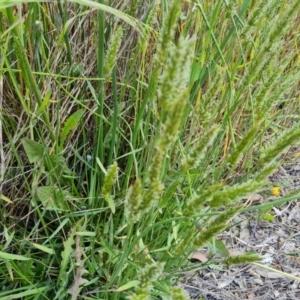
top-left (271, 187), bottom-right (280, 196)
top-left (294, 152), bottom-right (300, 158)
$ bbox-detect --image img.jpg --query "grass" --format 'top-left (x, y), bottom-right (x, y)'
top-left (0, 0), bottom-right (300, 299)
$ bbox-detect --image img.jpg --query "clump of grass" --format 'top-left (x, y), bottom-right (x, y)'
top-left (1, 0), bottom-right (300, 299)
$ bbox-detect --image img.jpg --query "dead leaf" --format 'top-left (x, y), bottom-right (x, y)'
top-left (247, 193), bottom-right (264, 205)
top-left (274, 290), bottom-right (280, 297)
top-left (67, 270), bottom-right (88, 300)
top-left (247, 292), bottom-right (256, 299)
top-left (189, 250), bottom-right (209, 262)
top-left (253, 278), bottom-right (264, 285)
top-left (67, 234), bottom-right (88, 300)
top-left (218, 275), bottom-right (233, 288)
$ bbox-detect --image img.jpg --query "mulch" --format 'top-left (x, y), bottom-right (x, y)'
top-left (179, 152), bottom-right (300, 300)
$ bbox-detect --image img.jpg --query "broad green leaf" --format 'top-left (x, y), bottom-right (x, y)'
top-left (0, 251), bottom-right (31, 261)
top-left (207, 239), bottom-right (230, 258)
top-left (60, 109), bottom-right (84, 148)
top-left (32, 243), bottom-right (55, 255)
top-left (36, 186), bottom-right (54, 206)
top-left (36, 186), bottom-right (67, 210)
top-left (22, 138), bottom-right (45, 163)
top-left (214, 240), bottom-right (230, 257)
top-left (116, 280), bottom-right (140, 292)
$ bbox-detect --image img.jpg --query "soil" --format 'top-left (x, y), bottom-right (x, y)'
top-left (179, 151), bottom-right (300, 300)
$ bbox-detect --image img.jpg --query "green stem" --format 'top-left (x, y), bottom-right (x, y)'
top-left (96, 0), bottom-right (105, 183)
top-left (108, 66), bottom-right (118, 165)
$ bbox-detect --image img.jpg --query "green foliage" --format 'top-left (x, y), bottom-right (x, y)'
top-left (102, 162), bottom-right (118, 199)
top-left (1, 0), bottom-right (300, 299)
top-left (169, 287), bottom-right (190, 300)
top-left (222, 253), bottom-right (263, 267)
top-left (182, 125), bottom-right (219, 171)
top-left (125, 178), bottom-right (143, 223)
top-left (0, 251), bottom-right (31, 261)
top-left (259, 125), bottom-right (300, 165)
top-left (22, 138), bottom-right (45, 163)
top-left (104, 26), bottom-right (123, 78)
top-left (102, 162), bottom-right (118, 212)
top-left (60, 109), bottom-right (85, 149)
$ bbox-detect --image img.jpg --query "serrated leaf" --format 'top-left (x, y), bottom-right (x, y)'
top-left (60, 233), bottom-right (75, 276)
top-left (0, 251), bottom-right (31, 261)
top-left (22, 138), bottom-right (45, 163)
top-left (67, 269), bottom-right (89, 300)
top-left (32, 243), bottom-right (55, 254)
top-left (55, 232), bottom-right (75, 300)
top-left (19, 260), bottom-right (35, 277)
top-left (60, 109), bottom-right (84, 148)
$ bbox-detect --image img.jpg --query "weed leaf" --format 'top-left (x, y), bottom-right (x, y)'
top-left (0, 194), bottom-right (13, 204)
top-left (0, 251), bottom-right (31, 261)
top-left (22, 138), bottom-right (45, 163)
top-left (60, 109), bottom-right (84, 148)
top-left (31, 243), bottom-right (55, 255)
top-left (116, 280), bottom-right (140, 292)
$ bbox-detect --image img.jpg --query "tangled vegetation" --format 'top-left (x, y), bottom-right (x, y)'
top-left (0, 0), bottom-right (300, 299)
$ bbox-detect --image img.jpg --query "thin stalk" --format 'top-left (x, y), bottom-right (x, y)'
top-left (108, 66), bottom-right (118, 165)
top-left (96, 0), bottom-right (105, 183)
